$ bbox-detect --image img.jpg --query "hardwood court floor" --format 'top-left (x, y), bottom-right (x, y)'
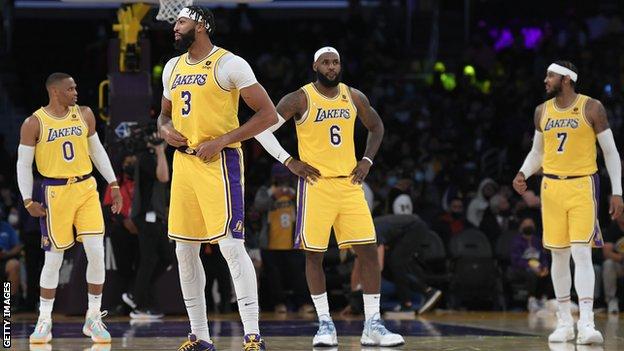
top-left (9, 311), bottom-right (624, 350)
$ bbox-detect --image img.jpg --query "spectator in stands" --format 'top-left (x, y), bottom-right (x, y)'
top-left (254, 163), bottom-right (311, 313)
top-left (602, 214), bottom-right (624, 314)
top-left (0, 209), bottom-right (23, 309)
top-left (433, 196), bottom-right (469, 246)
top-left (509, 217), bottom-right (551, 312)
top-left (467, 178), bottom-right (498, 227)
top-left (385, 173), bottom-right (414, 215)
top-left (480, 193), bottom-right (513, 244)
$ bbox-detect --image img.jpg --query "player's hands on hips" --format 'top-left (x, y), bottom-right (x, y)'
top-left (286, 159), bottom-right (321, 184)
top-left (512, 172), bottom-right (527, 195)
top-left (609, 194), bottom-right (624, 220)
top-left (26, 201), bottom-right (46, 217)
top-left (160, 124), bottom-right (187, 147)
top-left (350, 160), bottom-right (372, 185)
top-left (196, 138), bottom-right (226, 162)
top-left (110, 187), bottom-right (123, 214)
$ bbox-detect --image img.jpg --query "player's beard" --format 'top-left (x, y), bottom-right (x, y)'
top-left (317, 71), bottom-right (341, 88)
top-left (174, 29), bottom-right (196, 51)
top-left (546, 78), bottom-right (563, 99)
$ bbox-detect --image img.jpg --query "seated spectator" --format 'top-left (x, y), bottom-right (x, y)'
top-left (385, 174), bottom-right (414, 215)
top-left (467, 178), bottom-right (498, 227)
top-left (433, 196), bottom-right (470, 246)
top-left (480, 193), bottom-right (513, 244)
top-left (509, 217), bottom-right (552, 312)
top-left (602, 213), bottom-right (624, 314)
top-left (0, 210), bottom-right (24, 308)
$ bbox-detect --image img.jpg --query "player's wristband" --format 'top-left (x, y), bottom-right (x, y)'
top-left (24, 200), bottom-right (34, 208)
top-left (284, 156), bottom-right (293, 166)
top-left (362, 157), bottom-right (373, 166)
top-left (110, 185), bottom-right (120, 189)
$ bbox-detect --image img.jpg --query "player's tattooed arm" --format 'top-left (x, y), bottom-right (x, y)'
top-left (350, 88), bottom-right (384, 184)
top-left (158, 97), bottom-right (187, 147)
top-left (276, 89), bottom-right (307, 122)
top-left (586, 98), bottom-right (610, 134)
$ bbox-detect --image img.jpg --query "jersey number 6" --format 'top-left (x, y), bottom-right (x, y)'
top-left (330, 125), bottom-right (341, 146)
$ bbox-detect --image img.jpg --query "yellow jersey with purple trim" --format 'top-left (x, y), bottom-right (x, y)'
top-left (168, 48), bottom-right (241, 149)
top-left (33, 105), bottom-right (92, 178)
top-left (541, 94), bottom-right (597, 176)
top-left (296, 83), bottom-right (358, 178)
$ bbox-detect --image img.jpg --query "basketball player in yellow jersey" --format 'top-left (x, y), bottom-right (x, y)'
top-left (157, 7), bottom-right (277, 351)
top-left (16, 73), bottom-right (122, 344)
top-left (254, 47), bottom-right (404, 348)
top-left (513, 61), bottom-right (623, 345)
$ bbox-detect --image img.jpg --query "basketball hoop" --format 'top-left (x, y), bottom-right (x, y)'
top-left (156, 0), bottom-right (194, 24)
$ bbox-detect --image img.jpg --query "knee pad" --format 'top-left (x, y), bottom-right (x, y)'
top-left (40, 250), bottom-right (64, 289)
top-left (218, 238), bottom-right (246, 279)
top-left (82, 236), bottom-right (105, 285)
top-left (175, 242), bottom-right (203, 285)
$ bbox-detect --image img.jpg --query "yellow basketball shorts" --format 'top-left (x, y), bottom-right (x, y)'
top-left (168, 148), bottom-right (245, 243)
top-left (41, 176), bottom-right (104, 251)
top-left (541, 174), bottom-right (603, 249)
top-left (294, 177), bottom-right (376, 252)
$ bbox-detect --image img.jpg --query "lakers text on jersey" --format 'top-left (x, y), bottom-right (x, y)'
top-left (293, 83), bottom-right (375, 251)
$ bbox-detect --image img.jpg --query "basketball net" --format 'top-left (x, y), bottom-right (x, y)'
top-left (156, 0), bottom-right (194, 24)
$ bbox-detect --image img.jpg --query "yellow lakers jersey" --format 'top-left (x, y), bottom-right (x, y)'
top-left (296, 83), bottom-right (357, 177)
top-left (267, 193), bottom-right (296, 250)
top-left (541, 94), bottom-right (597, 176)
top-left (33, 105), bottom-right (92, 178)
top-left (168, 48), bottom-right (241, 149)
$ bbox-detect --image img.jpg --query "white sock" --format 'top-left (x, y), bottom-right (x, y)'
top-left (176, 242), bottom-right (211, 341)
top-left (571, 245), bottom-right (595, 321)
top-left (39, 297), bottom-right (54, 320)
top-left (550, 248), bottom-right (572, 317)
top-left (87, 293), bottom-right (102, 316)
top-left (363, 294), bottom-right (381, 321)
top-left (219, 238), bottom-right (260, 335)
top-left (311, 292), bottom-right (331, 322)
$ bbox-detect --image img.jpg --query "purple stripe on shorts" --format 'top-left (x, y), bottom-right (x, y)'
top-left (294, 178), bottom-right (306, 249)
top-left (591, 173), bottom-right (603, 247)
top-left (39, 184), bottom-right (52, 251)
top-left (224, 148), bottom-right (245, 239)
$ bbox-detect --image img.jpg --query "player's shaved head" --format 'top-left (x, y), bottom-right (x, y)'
top-left (45, 72), bottom-right (72, 89)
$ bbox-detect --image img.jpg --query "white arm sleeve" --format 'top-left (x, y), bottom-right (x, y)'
top-left (597, 129), bottom-right (623, 195)
top-left (16, 145), bottom-right (35, 200)
top-left (216, 53), bottom-right (258, 90)
top-left (254, 114), bottom-right (291, 164)
top-left (519, 130), bottom-right (544, 178)
top-left (88, 134), bottom-right (117, 184)
top-left (162, 56), bottom-right (179, 101)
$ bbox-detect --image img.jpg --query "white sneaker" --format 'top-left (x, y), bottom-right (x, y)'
top-left (548, 312), bottom-right (574, 343)
top-left (360, 314), bottom-right (405, 347)
top-left (29, 317), bottom-right (52, 344)
top-left (608, 299), bottom-right (619, 314)
top-left (312, 319), bottom-right (338, 347)
top-left (576, 313), bottom-right (603, 345)
top-left (528, 297), bottom-right (541, 313)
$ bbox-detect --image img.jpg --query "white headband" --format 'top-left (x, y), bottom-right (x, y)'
top-left (314, 47), bottom-right (340, 62)
top-left (547, 63), bottom-right (578, 82)
top-left (177, 7), bottom-right (210, 30)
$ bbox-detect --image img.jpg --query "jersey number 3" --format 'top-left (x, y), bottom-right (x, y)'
top-left (181, 91), bottom-right (191, 116)
top-left (556, 132), bottom-right (567, 153)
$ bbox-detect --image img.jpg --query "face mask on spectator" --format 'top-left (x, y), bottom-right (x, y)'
top-left (387, 176), bottom-right (398, 187)
top-left (8, 213), bottom-right (19, 226)
top-left (521, 226), bottom-right (535, 236)
top-left (123, 165), bottom-right (135, 178)
top-left (451, 212), bottom-right (463, 220)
